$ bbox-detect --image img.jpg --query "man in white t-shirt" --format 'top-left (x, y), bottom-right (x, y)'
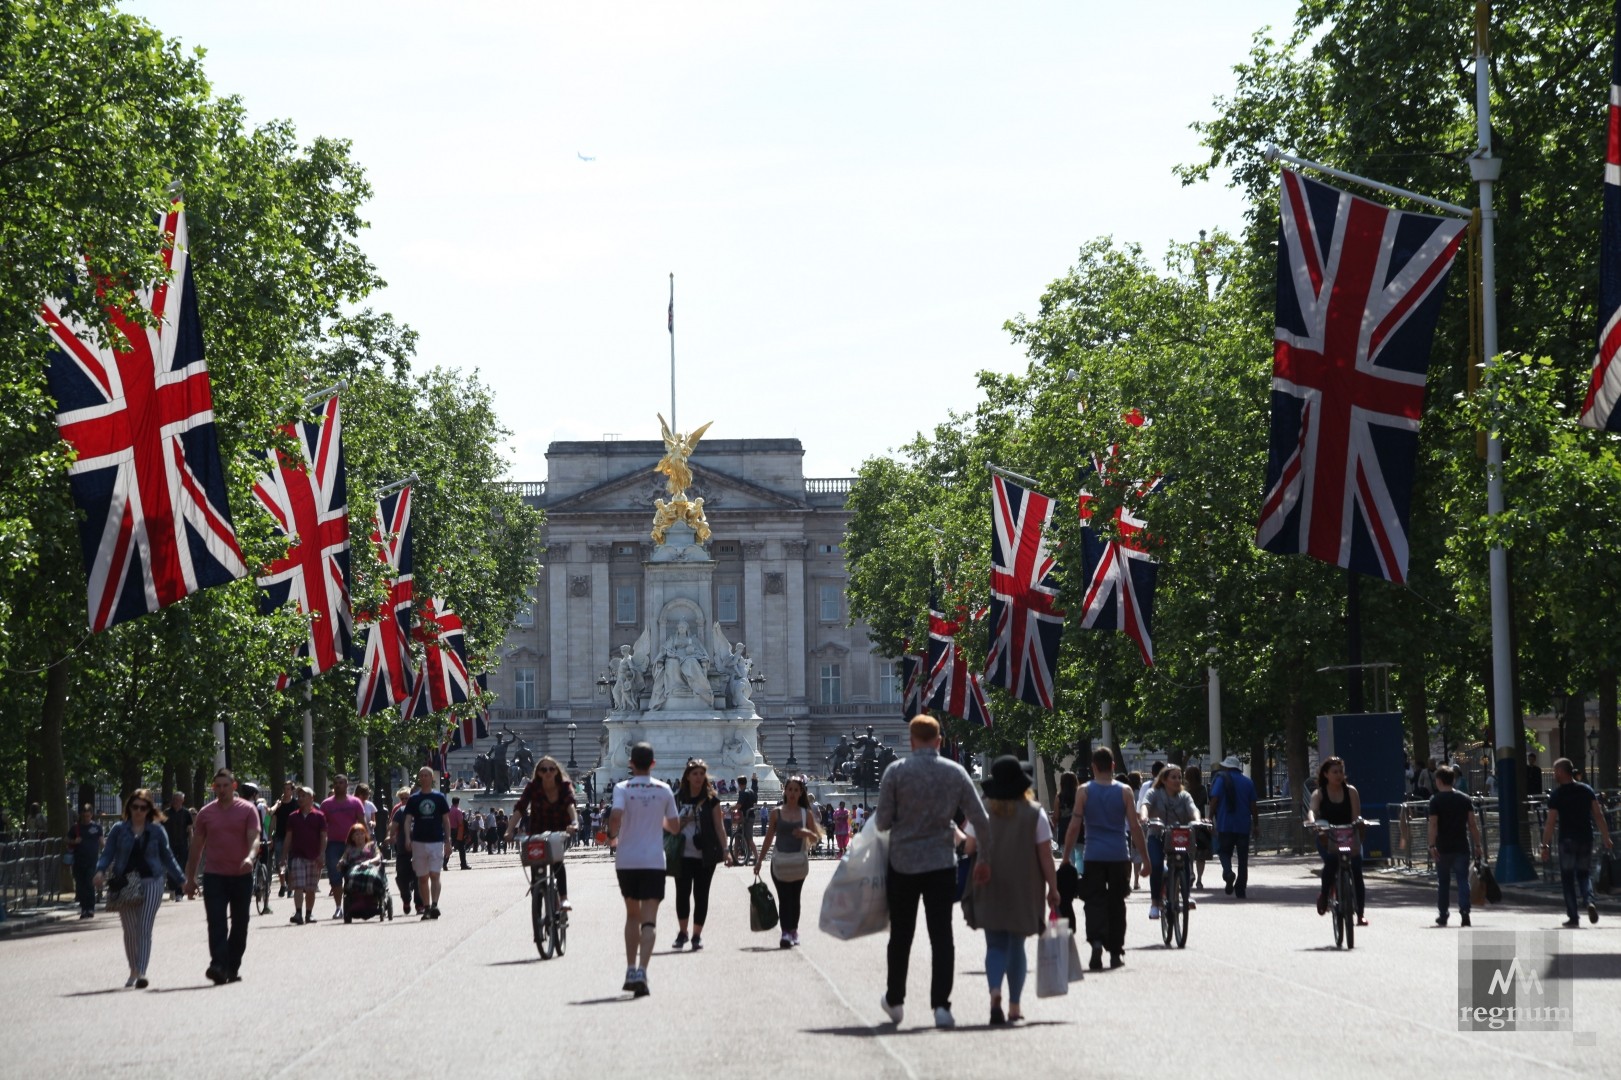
top-left (607, 742), bottom-right (680, 998)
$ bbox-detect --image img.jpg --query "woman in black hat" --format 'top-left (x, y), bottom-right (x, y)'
top-left (963, 756), bottom-right (1060, 1025)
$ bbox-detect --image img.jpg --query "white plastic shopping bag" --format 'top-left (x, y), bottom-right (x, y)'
top-left (818, 816), bottom-right (890, 940)
top-left (1036, 916), bottom-right (1070, 998)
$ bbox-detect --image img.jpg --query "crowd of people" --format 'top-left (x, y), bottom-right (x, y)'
top-left (41, 719), bottom-right (1619, 1016)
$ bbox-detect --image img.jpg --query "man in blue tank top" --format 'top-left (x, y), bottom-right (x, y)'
top-left (1061, 747), bottom-right (1149, 971)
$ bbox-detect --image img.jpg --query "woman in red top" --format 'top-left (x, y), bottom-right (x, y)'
top-left (511, 757), bottom-right (578, 909)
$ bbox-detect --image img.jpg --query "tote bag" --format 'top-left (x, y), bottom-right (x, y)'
top-left (818, 817), bottom-right (889, 940)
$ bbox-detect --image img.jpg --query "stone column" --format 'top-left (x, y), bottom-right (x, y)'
top-left (567, 569), bottom-right (594, 703)
top-left (784, 538), bottom-right (808, 703)
top-left (742, 539), bottom-right (764, 669)
top-left (589, 543), bottom-right (612, 688)
top-left (547, 543), bottom-right (571, 719)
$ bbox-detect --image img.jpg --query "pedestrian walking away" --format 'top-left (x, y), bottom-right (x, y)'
top-left (1427, 764), bottom-right (1484, 927)
top-left (672, 758), bottom-right (731, 950)
top-left (1308, 757), bottom-right (1368, 926)
top-left (66, 804), bottom-right (105, 918)
top-left (403, 767), bottom-right (453, 919)
top-left (511, 756), bottom-right (580, 909)
top-left (1539, 757), bottom-right (1616, 927)
top-left (280, 786), bottom-right (327, 924)
top-left (448, 796), bottom-right (470, 869)
top-left (1062, 747), bottom-right (1150, 971)
top-left (388, 788), bottom-right (419, 915)
top-left (320, 774), bottom-right (366, 920)
top-left (162, 791), bottom-right (193, 901)
top-left (757, 773), bottom-right (819, 949)
top-left (1209, 755), bottom-right (1258, 898)
top-left (93, 789), bottom-right (185, 988)
top-left (184, 769), bottom-right (262, 985)
top-left (607, 742), bottom-right (680, 997)
top-left (1183, 766), bottom-right (1211, 889)
top-left (876, 714), bottom-right (991, 1029)
top-left (269, 781), bottom-right (297, 897)
top-left (962, 756), bottom-right (1061, 1025)
top-left (734, 775), bottom-right (758, 865)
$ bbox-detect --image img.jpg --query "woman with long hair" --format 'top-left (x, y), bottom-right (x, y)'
top-left (672, 759), bottom-right (730, 949)
top-left (511, 755), bottom-right (578, 908)
top-left (756, 774), bottom-right (822, 948)
top-left (92, 789), bottom-right (185, 988)
top-left (1140, 765), bottom-right (1200, 921)
top-left (1307, 756), bottom-right (1367, 926)
top-left (965, 756), bottom-right (1061, 1024)
top-left (1183, 766), bottom-right (1210, 889)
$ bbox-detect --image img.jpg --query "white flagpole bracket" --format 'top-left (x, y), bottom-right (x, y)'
top-left (303, 380), bottom-right (348, 406)
top-left (374, 473), bottom-right (418, 498)
top-left (986, 462), bottom-right (1045, 490)
top-left (1263, 145), bottom-right (1472, 219)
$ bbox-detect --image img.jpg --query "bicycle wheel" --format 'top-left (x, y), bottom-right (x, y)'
top-left (1331, 882), bottom-right (1345, 949)
top-left (1173, 858), bottom-right (1190, 949)
top-left (550, 877), bottom-right (567, 957)
top-left (531, 867), bottom-right (553, 959)
top-left (1342, 866), bottom-right (1355, 950)
top-left (254, 864), bottom-right (272, 915)
top-left (1160, 859), bottom-right (1175, 947)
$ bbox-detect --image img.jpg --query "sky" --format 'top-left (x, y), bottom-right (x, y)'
top-left (123, 1), bottom-right (1302, 481)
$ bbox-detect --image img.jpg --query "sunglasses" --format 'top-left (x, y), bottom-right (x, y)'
top-left (537, 767), bottom-right (557, 773)
top-left (130, 802), bottom-right (152, 811)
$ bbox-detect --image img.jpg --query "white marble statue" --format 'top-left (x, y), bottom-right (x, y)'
top-left (650, 618), bottom-right (713, 709)
top-left (717, 641), bottom-right (754, 709)
top-left (610, 644), bottom-right (645, 712)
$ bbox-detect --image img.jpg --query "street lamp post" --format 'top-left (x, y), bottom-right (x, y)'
top-left (786, 718), bottom-right (798, 769)
top-left (567, 722), bottom-right (578, 771)
top-left (1436, 706), bottom-right (1452, 766)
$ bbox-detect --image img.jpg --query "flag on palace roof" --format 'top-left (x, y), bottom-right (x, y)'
top-left (1255, 168), bottom-right (1466, 581)
top-left (39, 194), bottom-right (246, 631)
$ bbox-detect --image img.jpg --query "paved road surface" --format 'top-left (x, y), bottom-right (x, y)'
top-left (2, 850), bottom-right (1615, 1079)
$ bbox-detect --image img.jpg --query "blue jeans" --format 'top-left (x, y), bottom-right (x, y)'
top-left (983, 930), bottom-right (1028, 1004)
top-left (1148, 835), bottom-right (1192, 906)
top-left (1558, 839), bottom-right (1593, 922)
top-left (1217, 831), bottom-right (1250, 895)
top-left (325, 841), bottom-right (346, 889)
top-left (1436, 852), bottom-right (1471, 918)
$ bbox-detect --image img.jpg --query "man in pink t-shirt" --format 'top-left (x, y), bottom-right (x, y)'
top-left (184, 769), bottom-right (263, 984)
top-left (320, 774), bottom-right (367, 918)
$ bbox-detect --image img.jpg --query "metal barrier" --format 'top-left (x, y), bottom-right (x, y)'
top-left (0, 839), bottom-right (72, 917)
top-left (1252, 798), bottom-right (1299, 854)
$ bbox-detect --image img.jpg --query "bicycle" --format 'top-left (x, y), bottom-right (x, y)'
top-left (252, 844), bottom-right (273, 915)
top-left (1306, 819), bottom-right (1379, 950)
top-left (1146, 819), bottom-right (1210, 949)
top-left (521, 831), bottom-right (569, 960)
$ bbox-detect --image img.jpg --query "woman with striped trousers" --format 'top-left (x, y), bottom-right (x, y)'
top-left (94, 788), bottom-right (186, 989)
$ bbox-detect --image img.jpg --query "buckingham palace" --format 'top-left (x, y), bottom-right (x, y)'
top-left (458, 436), bottom-right (906, 782)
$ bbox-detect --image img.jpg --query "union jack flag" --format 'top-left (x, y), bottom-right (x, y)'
top-left (1256, 169), bottom-right (1466, 582)
top-left (984, 473), bottom-right (1064, 709)
top-left (1077, 449), bottom-right (1163, 666)
top-left (924, 600), bottom-right (992, 728)
top-left (40, 196), bottom-right (246, 631)
top-left (355, 485), bottom-right (414, 716)
top-left (900, 650), bottom-right (927, 719)
top-left (254, 395), bottom-right (351, 681)
top-left (450, 673), bottom-right (491, 749)
top-left (1583, 2), bottom-right (1621, 432)
top-left (415, 596), bottom-right (473, 712)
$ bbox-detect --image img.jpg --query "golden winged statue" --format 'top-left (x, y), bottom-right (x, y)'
top-left (655, 413), bottom-right (713, 497)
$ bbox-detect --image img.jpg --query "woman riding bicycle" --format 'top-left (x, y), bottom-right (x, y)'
top-left (1140, 765), bottom-right (1200, 921)
top-left (510, 756), bottom-right (578, 910)
top-left (1307, 756), bottom-right (1367, 927)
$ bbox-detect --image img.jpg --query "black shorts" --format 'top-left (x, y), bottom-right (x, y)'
top-left (616, 869), bottom-right (666, 901)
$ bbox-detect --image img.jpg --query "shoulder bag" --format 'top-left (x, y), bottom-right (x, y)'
top-left (771, 811), bottom-right (810, 882)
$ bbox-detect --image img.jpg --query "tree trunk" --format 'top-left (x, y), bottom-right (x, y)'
top-left (1599, 670), bottom-right (1618, 790)
top-left (1402, 675), bottom-right (1429, 776)
top-left (41, 649), bottom-right (70, 837)
top-left (191, 763), bottom-right (207, 806)
top-left (119, 753), bottom-right (142, 803)
top-left (162, 761), bottom-right (176, 804)
top-left (1563, 695), bottom-right (1587, 776)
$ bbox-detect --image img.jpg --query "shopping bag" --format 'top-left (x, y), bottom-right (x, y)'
top-left (1469, 862), bottom-right (1487, 906)
top-left (1066, 927), bottom-right (1085, 982)
top-left (818, 816), bottom-right (890, 941)
top-left (749, 881), bottom-right (779, 932)
top-left (1476, 860), bottom-right (1501, 904)
top-left (1035, 918), bottom-right (1069, 998)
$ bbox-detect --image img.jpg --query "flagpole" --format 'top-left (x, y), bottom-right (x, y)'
top-left (302, 681), bottom-right (315, 790)
top-left (1263, 146), bottom-right (1472, 218)
top-left (1472, 0), bottom-right (1531, 883)
top-left (303, 380), bottom-right (348, 407)
top-left (986, 462), bottom-right (1046, 490)
top-left (374, 473), bottom-right (417, 498)
top-left (668, 272), bottom-right (676, 431)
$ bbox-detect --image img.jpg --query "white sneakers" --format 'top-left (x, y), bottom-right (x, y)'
top-left (880, 992), bottom-right (903, 1024)
top-left (933, 1007), bottom-right (955, 1029)
top-left (1148, 905), bottom-right (1161, 920)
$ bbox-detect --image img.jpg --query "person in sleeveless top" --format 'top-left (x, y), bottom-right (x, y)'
top-left (1061, 747), bottom-right (1149, 971)
top-left (756, 774), bottom-right (822, 948)
top-left (1307, 756), bottom-right (1367, 926)
top-left (963, 756), bottom-right (1060, 1025)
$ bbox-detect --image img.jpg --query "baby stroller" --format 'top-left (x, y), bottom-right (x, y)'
top-left (342, 861), bottom-right (393, 923)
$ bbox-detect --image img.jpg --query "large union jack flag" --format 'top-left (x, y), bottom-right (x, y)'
top-left (450, 672), bottom-right (491, 749)
top-left (255, 395), bottom-right (351, 681)
top-left (1077, 449), bottom-right (1163, 666)
top-left (1256, 169), bottom-right (1466, 582)
top-left (40, 196), bottom-right (246, 631)
top-left (356, 485), bottom-right (414, 716)
top-left (984, 473), bottom-right (1064, 709)
top-left (1583, 3), bottom-right (1621, 432)
top-left (924, 600), bottom-right (992, 729)
top-left (414, 596), bottom-right (474, 713)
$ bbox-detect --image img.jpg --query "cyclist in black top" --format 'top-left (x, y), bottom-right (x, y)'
top-left (1307, 756), bottom-right (1366, 926)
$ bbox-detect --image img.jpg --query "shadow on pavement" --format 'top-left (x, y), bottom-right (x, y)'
top-left (148, 985), bottom-right (217, 994)
top-left (805, 1020), bottom-right (1071, 1037)
top-left (568, 995), bottom-right (635, 1006)
top-left (487, 957), bottom-right (542, 966)
top-left (1568, 952), bottom-right (1621, 980)
top-left (61, 987), bottom-right (128, 998)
